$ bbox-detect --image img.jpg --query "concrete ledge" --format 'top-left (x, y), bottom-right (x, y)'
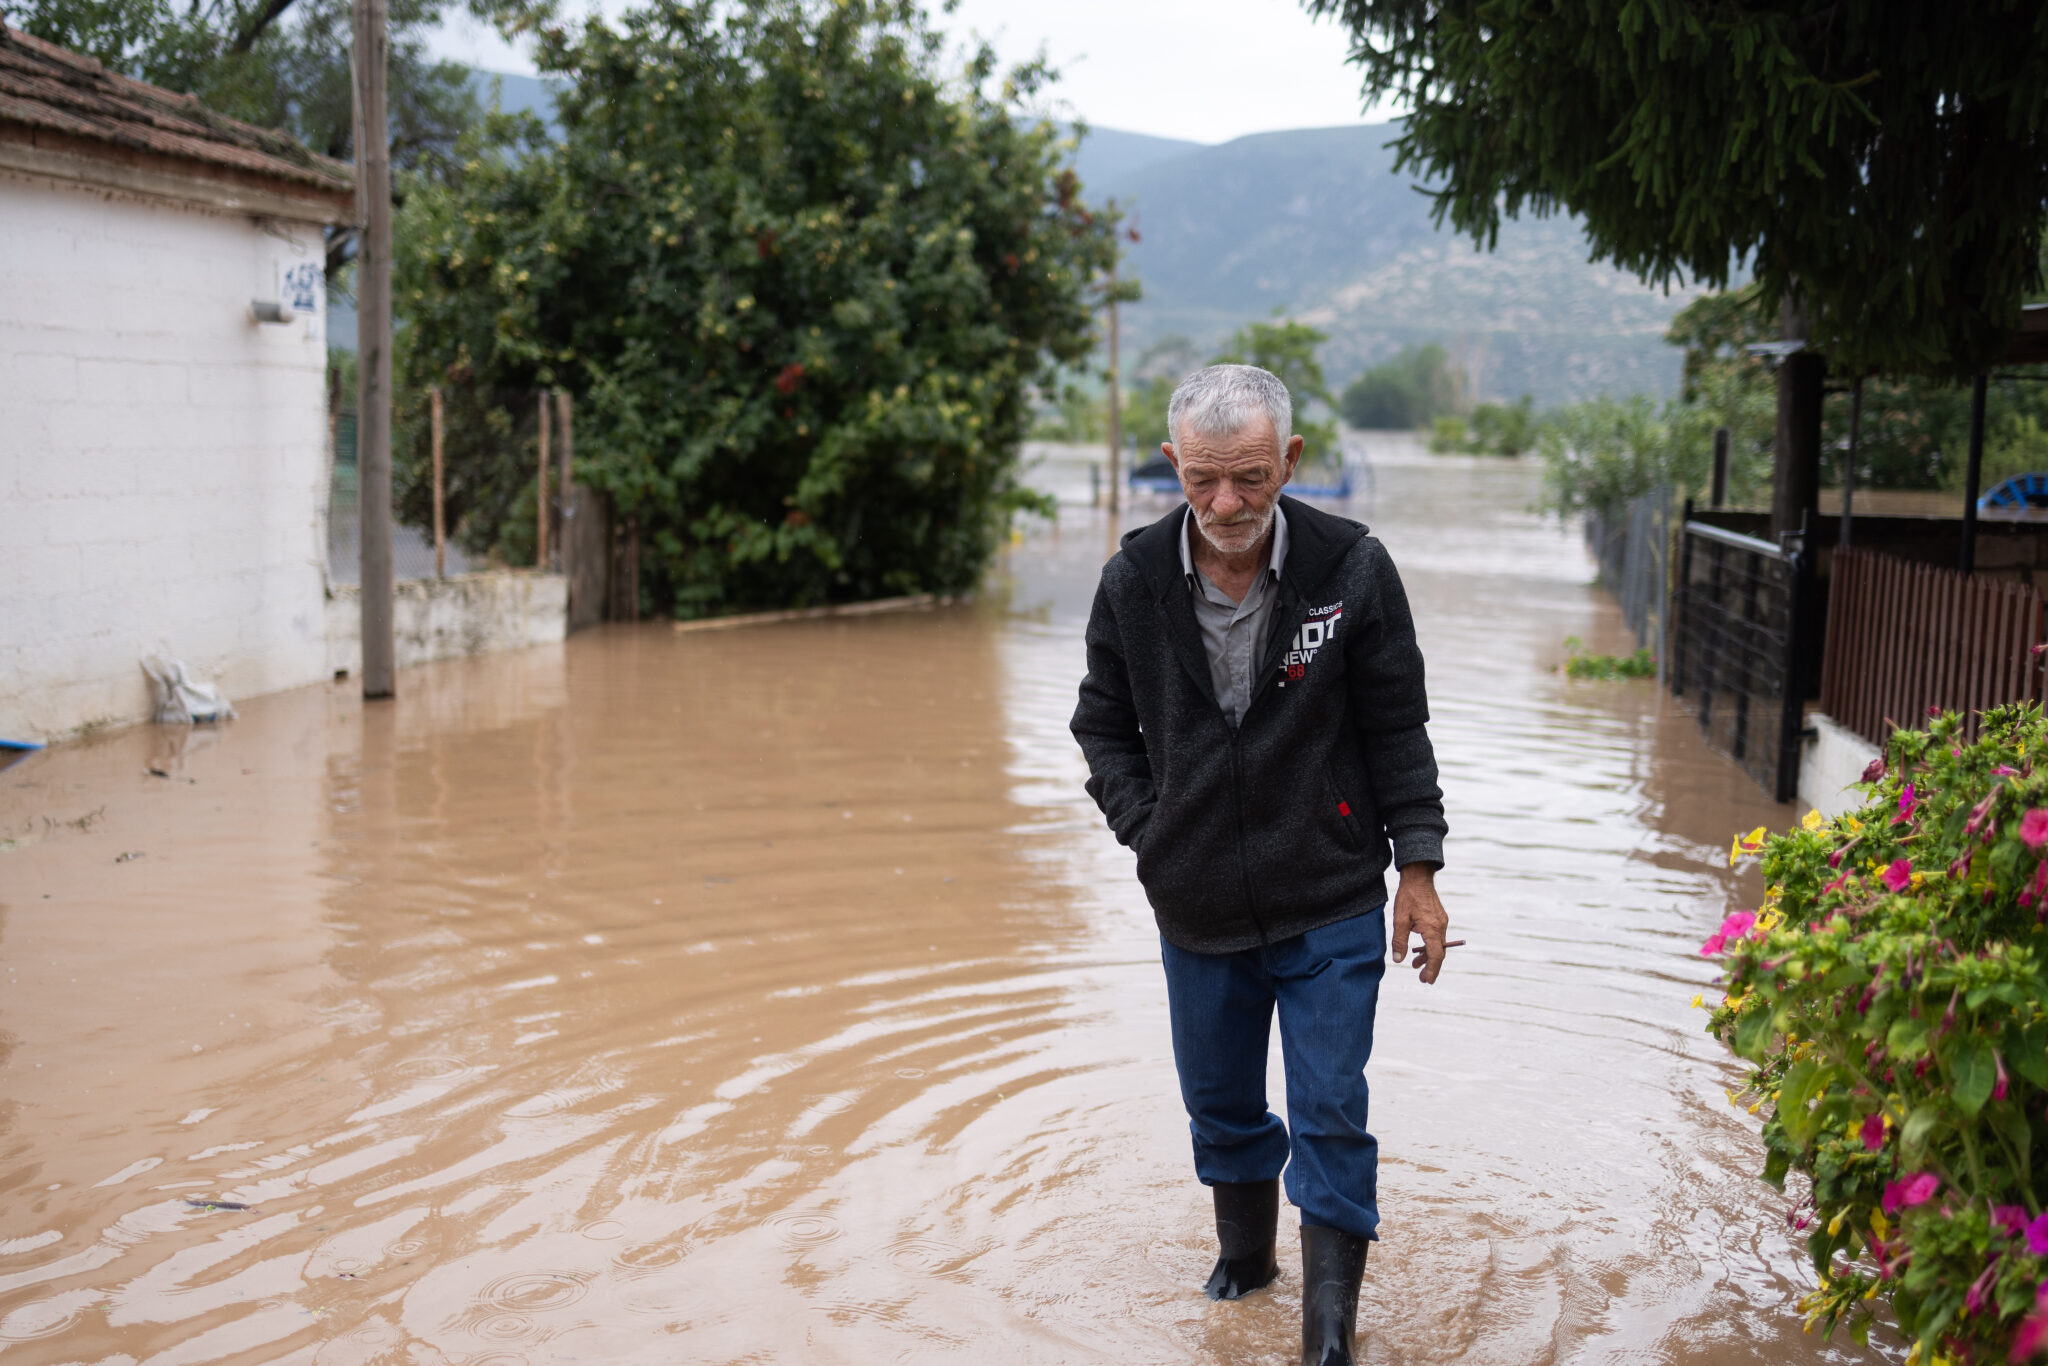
top-left (1798, 711), bottom-right (1882, 818)
top-left (327, 571), bottom-right (566, 677)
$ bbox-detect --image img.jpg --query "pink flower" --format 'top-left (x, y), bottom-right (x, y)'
top-left (1700, 910), bottom-right (1759, 956)
top-left (1998, 1051), bottom-right (2012, 1102)
top-left (2027, 1214), bottom-right (2048, 1257)
top-left (1882, 859), bottom-right (1913, 893)
top-left (1881, 1172), bottom-right (1940, 1214)
top-left (1996, 1205), bottom-right (2031, 1237)
top-left (2025, 810), bottom-right (2048, 850)
top-left (1895, 783), bottom-right (1918, 824)
top-left (2014, 1313), bottom-right (2048, 1362)
top-left (1821, 873), bottom-right (1852, 895)
top-left (1861, 756), bottom-right (1886, 783)
top-left (1861, 1112), bottom-right (1886, 1151)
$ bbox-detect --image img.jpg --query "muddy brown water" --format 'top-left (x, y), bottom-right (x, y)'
top-left (1, 453), bottom-right (1886, 1364)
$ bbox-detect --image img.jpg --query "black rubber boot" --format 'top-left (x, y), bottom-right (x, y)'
top-left (1299, 1223), bottom-right (1369, 1365)
top-left (1201, 1178), bottom-right (1280, 1300)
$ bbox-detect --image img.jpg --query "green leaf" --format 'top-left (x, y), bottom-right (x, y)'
top-left (1776, 1060), bottom-right (1823, 1146)
top-left (1762, 1145), bottom-right (1790, 1190)
top-left (1900, 1105), bottom-right (1946, 1159)
top-left (1950, 1035), bottom-right (1996, 1116)
top-left (2012, 1022), bottom-right (2048, 1089)
top-left (1888, 1014), bottom-right (1932, 1061)
top-left (1734, 1006), bottom-right (1775, 1061)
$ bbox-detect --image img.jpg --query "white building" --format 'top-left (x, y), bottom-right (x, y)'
top-left (0, 25), bottom-right (354, 742)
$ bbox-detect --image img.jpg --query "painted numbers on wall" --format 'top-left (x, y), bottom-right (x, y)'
top-left (283, 262), bottom-right (322, 314)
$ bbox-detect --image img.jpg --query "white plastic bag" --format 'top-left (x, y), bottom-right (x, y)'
top-left (141, 654), bottom-right (237, 725)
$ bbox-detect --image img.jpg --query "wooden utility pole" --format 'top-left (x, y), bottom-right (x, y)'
top-left (352, 0), bottom-right (394, 698)
top-left (1105, 254), bottom-right (1122, 517)
top-left (536, 391), bottom-right (551, 568)
top-left (430, 386), bottom-right (446, 578)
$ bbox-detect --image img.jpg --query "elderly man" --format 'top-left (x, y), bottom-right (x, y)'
top-left (1070, 364), bottom-right (1449, 1365)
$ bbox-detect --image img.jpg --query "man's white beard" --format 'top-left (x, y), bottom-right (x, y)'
top-left (1195, 502), bottom-right (1275, 556)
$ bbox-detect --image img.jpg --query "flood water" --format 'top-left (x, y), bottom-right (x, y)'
top-left (0, 452), bottom-right (1887, 1364)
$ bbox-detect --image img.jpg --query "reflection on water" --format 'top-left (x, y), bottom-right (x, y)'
top-left (0, 453), bottom-right (1886, 1363)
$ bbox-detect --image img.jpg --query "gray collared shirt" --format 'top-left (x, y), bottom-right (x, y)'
top-left (1181, 507), bottom-right (1290, 728)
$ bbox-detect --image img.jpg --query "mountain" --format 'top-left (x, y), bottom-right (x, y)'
top-left (472, 69), bottom-right (564, 128)
top-left (1071, 122), bottom-right (1701, 405)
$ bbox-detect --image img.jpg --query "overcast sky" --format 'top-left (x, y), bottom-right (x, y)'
top-left (428, 0), bottom-right (1399, 145)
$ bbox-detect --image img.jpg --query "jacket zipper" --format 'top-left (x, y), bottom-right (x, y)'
top-left (1227, 732), bottom-right (1270, 947)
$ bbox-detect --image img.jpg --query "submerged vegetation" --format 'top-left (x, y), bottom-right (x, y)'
top-left (1560, 638), bottom-right (1654, 680)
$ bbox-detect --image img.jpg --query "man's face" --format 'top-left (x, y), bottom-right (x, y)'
top-left (1165, 418), bottom-right (1303, 556)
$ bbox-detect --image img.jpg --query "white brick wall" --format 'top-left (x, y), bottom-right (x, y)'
top-left (0, 175), bottom-right (332, 741)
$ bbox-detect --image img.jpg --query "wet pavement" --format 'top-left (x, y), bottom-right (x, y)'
top-left (0, 451), bottom-right (1885, 1363)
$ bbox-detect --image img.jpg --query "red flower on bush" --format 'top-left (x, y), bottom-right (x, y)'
top-left (1882, 859), bottom-right (1913, 893)
top-left (1861, 1113), bottom-right (1887, 1151)
top-left (774, 363), bottom-right (804, 395)
top-left (2023, 809), bottom-right (2048, 849)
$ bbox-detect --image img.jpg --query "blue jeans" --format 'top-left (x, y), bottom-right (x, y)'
top-left (1160, 907), bottom-right (1386, 1240)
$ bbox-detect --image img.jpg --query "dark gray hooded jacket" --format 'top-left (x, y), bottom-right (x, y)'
top-left (1070, 496), bottom-right (1447, 953)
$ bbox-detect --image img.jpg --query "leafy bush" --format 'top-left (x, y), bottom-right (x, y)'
top-left (395, 0), bottom-right (1112, 616)
top-left (1706, 705), bottom-right (2048, 1361)
top-left (1465, 396), bottom-right (1537, 456)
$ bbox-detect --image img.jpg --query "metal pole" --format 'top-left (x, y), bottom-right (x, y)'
top-left (1961, 372), bottom-right (1987, 575)
top-left (556, 389), bottom-right (573, 579)
top-left (1840, 376), bottom-right (1861, 551)
top-left (352, 0), bottom-right (394, 700)
top-left (1105, 255), bottom-right (1122, 518)
top-left (1710, 426), bottom-right (1729, 508)
top-left (536, 390), bottom-right (551, 569)
top-left (430, 385), bottom-right (445, 579)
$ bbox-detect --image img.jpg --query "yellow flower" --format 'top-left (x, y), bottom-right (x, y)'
top-left (1845, 815), bottom-right (1863, 834)
top-left (1872, 1210), bottom-right (1890, 1239)
top-left (1828, 1211), bottom-right (1844, 1235)
top-left (1803, 809), bottom-right (1826, 831)
top-left (1691, 993), bottom-right (1704, 1010)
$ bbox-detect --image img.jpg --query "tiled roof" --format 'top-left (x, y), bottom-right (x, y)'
top-left (0, 23), bottom-right (352, 201)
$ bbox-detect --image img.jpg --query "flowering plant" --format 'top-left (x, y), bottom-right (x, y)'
top-left (1706, 705), bottom-right (2048, 1362)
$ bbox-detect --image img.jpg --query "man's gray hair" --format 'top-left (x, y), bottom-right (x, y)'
top-left (1166, 364), bottom-right (1292, 452)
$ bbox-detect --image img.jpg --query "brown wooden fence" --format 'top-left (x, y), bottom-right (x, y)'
top-left (1820, 547), bottom-right (2048, 747)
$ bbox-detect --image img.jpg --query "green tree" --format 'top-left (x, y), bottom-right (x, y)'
top-left (1339, 342), bottom-right (1462, 429)
top-left (1464, 396), bottom-right (1536, 457)
top-left (1212, 318), bottom-right (1340, 461)
top-left (4, 0), bottom-right (521, 281)
top-left (1308, 0), bottom-right (2048, 377)
top-left (395, 0), bottom-right (1114, 615)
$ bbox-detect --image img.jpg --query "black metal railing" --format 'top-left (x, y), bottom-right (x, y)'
top-left (1669, 519), bottom-right (1812, 802)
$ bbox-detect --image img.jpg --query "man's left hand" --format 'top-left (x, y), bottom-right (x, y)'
top-left (1390, 864), bottom-right (1449, 984)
